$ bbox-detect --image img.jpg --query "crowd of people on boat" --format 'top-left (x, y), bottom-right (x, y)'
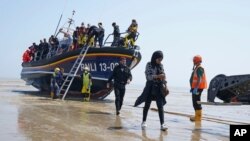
top-left (22, 19), bottom-right (138, 63)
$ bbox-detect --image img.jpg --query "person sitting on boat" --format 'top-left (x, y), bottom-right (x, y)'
top-left (86, 23), bottom-right (91, 33)
top-left (116, 37), bottom-right (125, 47)
top-left (111, 22), bottom-right (120, 47)
top-left (97, 22), bottom-right (105, 48)
top-left (22, 49), bottom-right (31, 63)
top-left (50, 67), bottom-right (64, 99)
top-left (36, 40), bottom-right (43, 61)
top-left (34, 42), bottom-right (41, 61)
top-left (29, 43), bottom-right (36, 61)
top-left (80, 22), bottom-right (87, 35)
top-left (42, 38), bottom-right (49, 59)
top-left (80, 22), bottom-right (85, 29)
top-left (71, 27), bottom-right (79, 50)
top-left (78, 24), bottom-right (87, 48)
top-left (59, 28), bottom-right (72, 53)
top-left (124, 19), bottom-right (138, 48)
top-left (80, 66), bottom-right (92, 101)
top-left (49, 35), bottom-right (59, 56)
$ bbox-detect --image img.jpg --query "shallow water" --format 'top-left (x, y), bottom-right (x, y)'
top-left (0, 79), bottom-right (249, 141)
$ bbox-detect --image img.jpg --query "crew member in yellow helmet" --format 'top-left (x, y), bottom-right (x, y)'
top-left (50, 67), bottom-right (64, 99)
top-left (80, 66), bottom-right (92, 101)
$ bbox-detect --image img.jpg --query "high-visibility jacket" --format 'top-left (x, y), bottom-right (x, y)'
top-left (81, 73), bottom-right (92, 94)
top-left (191, 65), bottom-right (207, 89)
top-left (22, 50), bottom-right (31, 62)
top-left (78, 33), bottom-right (87, 45)
top-left (128, 24), bottom-right (138, 33)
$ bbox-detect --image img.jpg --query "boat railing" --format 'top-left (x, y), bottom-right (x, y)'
top-left (104, 31), bottom-right (140, 48)
top-left (29, 30), bottom-right (140, 62)
top-left (32, 44), bottom-right (62, 61)
top-left (46, 42), bottom-right (72, 59)
top-left (46, 44), bottom-right (55, 59)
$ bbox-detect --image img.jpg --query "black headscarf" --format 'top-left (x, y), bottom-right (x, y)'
top-left (151, 50), bottom-right (164, 68)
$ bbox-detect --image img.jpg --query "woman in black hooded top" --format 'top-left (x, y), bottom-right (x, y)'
top-left (134, 50), bottom-right (168, 131)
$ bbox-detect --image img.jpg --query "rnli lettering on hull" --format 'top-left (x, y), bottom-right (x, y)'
top-left (80, 62), bottom-right (119, 72)
top-left (81, 63), bottom-right (97, 71)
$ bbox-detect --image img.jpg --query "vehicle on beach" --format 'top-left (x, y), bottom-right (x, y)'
top-left (21, 12), bottom-right (141, 100)
top-left (200, 74), bottom-right (250, 105)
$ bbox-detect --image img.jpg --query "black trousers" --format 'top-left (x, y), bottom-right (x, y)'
top-left (98, 36), bottom-right (104, 48)
top-left (114, 87), bottom-right (126, 112)
top-left (192, 89), bottom-right (203, 110)
top-left (111, 36), bottom-right (120, 46)
top-left (143, 90), bottom-right (164, 125)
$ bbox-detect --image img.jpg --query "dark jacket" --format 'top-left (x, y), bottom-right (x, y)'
top-left (113, 25), bottom-right (120, 37)
top-left (134, 81), bottom-right (166, 107)
top-left (108, 64), bottom-right (132, 89)
top-left (98, 26), bottom-right (105, 38)
top-left (87, 26), bottom-right (98, 35)
top-left (134, 62), bottom-right (166, 106)
top-left (51, 72), bottom-right (64, 87)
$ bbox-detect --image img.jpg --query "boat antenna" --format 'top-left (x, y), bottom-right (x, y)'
top-left (67, 10), bottom-right (75, 32)
top-left (53, 0), bottom-right (68, 36)
top-left (54, 14), bottom-right (63, 36)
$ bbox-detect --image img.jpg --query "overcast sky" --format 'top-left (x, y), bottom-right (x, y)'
top-left (1, 0), bottom-right (250, 88)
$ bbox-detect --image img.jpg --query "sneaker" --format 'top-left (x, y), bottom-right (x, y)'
top-left (116, 111), bottom-right (120, 116)
top-left (141, 122), bottom-right (147, 130)
top-left (161, 123), bottom-right (168, 131)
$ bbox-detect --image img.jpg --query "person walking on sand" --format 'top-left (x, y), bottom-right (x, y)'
top-left (134, 50), bottom-right (168, 131)
top-left (189, 55), bottom-right (207, 122)
top-left (107, 57), bottom-right (132, 115)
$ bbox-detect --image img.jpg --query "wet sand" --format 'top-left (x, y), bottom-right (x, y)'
top-left (0, 79), bottom-right (249, 141)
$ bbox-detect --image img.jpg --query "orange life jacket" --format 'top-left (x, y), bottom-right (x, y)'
top-left (191, 65), bottom-right (207, 89)
top-left (22, 50), bottom-right (31, 62)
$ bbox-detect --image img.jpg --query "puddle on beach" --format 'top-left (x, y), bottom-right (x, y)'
top-left (0, 79), bottom-right (249, 141)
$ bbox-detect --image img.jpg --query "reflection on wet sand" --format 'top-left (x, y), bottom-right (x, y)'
top-left (16, 97), bottom-right (145, 141)
top-left (191, 122), bottom-right (202, 141)
top-left (107, 116), bottom-right (123, 130)
top-left (1, 79), bottom-right (246, 141)
top-left (142, 129), bottom-right (168, 141)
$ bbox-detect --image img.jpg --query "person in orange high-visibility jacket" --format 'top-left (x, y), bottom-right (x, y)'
top-left (189, 55), bottom-right (207, 122)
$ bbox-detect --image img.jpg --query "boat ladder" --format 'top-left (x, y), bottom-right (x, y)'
top-left (59, 45), bottom-right (90, 100)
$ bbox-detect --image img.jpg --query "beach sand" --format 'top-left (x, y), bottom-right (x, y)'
top-left (0, 79), bottom-right (249, 141)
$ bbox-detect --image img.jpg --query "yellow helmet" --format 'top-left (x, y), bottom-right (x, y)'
top-left (54, 67), bottom-right (60, 72)
top-left (84, 66), bottom-right (90, 71)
